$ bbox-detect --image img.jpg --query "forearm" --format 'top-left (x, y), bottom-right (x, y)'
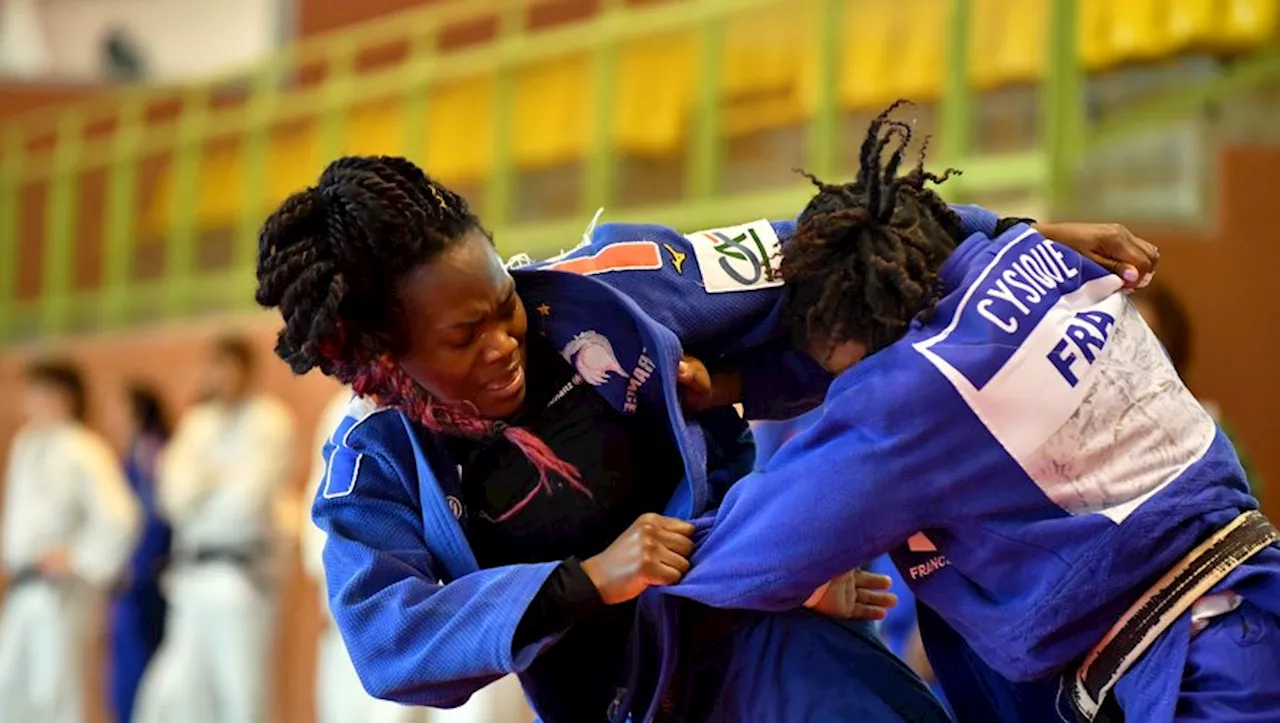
top-left (331, 553), bottom-right (564, 707)
top-left (511, 557), bottom-right (606, 649)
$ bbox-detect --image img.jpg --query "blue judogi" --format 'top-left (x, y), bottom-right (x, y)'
top-left (107, 435), bottom-right (171, 723)
top-left (753, 411), bottom-right (952, 713)
top-left (313, 207), bottom-right (999, 721)
top-left (672, 224), bottom-right (1280, 721)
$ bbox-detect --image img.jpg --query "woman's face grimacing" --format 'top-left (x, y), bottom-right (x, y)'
top-left (395, 228), bottom-right (530, 420)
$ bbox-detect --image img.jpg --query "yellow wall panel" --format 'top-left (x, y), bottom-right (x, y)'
top-left (342, 102), bottom-right (405, 158)
top-left (512, 56), bottom-right (591, 169)
top-left (1079, 0), bottom-right (1118, 71)
top-left (267, 123), bottom-right (321, 204)
top-left (1108, 0), bottom-right (1176, 62)
top-left (891, 0), bottom-right (949, 101)
top-left (614, 33), bottom-right (697, 155)
top-left (425, 75), bottom-right (495, 184)
top-left (1219, 0), bottom-right (1280, 48)
top-left (840, 0), bottom-right (897, 108)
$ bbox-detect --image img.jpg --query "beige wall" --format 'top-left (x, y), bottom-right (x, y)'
top-left (1134, 145), bottom-right (1280, 513)
top-left (4, 0), bottom-right (280, 82)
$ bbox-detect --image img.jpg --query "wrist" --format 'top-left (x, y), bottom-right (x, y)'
top-left (707, 362), bottom-right (743, 408)
top-left (804, 582), bottom-right (829, 609)
top-left (580, 555), bottom-right (607, 596)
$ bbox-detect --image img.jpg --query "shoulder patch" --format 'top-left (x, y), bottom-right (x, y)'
top-left (545, 241), bottom-right (663, 276)
top-left (322, 449), bottom-right (363, 499)
top-left (685, 219), bottom-right (783, 294)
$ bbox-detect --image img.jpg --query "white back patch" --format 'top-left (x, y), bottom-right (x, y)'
top-left (917, 287), bottom-right (1216, 523)
top-left (685, 219), bottom-right (783, 294)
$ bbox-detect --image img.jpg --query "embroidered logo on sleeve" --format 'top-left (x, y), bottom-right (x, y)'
top-left (561, 331), bottom-right (629, 386)
top-left (663, 243), bottom-right (688, 274)
top-left (322, 451), bottom-right (362, 499)
top-left (685, 219), bottom-right (783, 294)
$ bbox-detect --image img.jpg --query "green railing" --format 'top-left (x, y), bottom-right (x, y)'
top-left (0, 0), bottom-right (1274, 345)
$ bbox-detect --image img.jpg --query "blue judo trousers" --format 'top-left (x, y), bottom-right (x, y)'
top-left (107, 435), bottom-right (171, 723)
top-left (312, 208), bottom-right (1003, 722)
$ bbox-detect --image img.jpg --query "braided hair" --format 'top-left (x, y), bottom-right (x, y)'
top-left (254, 156), bottom-right (584, 496)
top-left (782, 100), bottom-right (963, 359)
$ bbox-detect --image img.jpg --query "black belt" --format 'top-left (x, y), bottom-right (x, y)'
top-left (176, 545), bottom-right (265, 568)
top-left (1066, 510), bottom-right (1279, 722)
top-left (7, 566), bottom-right (44, 589)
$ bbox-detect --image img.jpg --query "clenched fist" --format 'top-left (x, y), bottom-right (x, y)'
top-left (582, 513), bottom-right (696, 605)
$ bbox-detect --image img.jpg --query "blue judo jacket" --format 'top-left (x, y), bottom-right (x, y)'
top-left (671, 224), bottom-right (1280, 722)
top-left (312, 207), bottom-right (1001, 721)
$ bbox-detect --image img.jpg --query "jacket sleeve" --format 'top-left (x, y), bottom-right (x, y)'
top-left (562, 206), bottom-right (999, 420)
top-left (950, 204), bottom-right (1000, 238)
top-left (317, 439), bottom-right (564, 708)
top-left (668, 370), bottom-right (946, 611)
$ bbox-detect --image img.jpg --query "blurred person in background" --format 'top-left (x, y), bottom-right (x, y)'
top-left (0, 360), bottom-right (141, 723)
top-left (133, 336), bottom-right (295, 723)
top-left (1132, 282), bottom-right (1255, 484)
top-left (107, 384), bottom-right (173, 723)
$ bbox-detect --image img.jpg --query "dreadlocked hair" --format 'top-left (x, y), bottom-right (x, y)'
top-left (254, 155), bottom-right (584, 498)
top-left (782, 100), bottom-right (964, 357)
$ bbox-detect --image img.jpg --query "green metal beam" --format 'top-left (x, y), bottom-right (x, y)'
top-left (1042, 0), bottom-right (1082, 215)
top-left (103, 93), bottom-right (145, 329)
top-left (319, 37), bottom-right (358, 161)
top-left (686, 0), bottom-right (726, 200)
top-left (583, 0), bottom-right (623, 215)
top-left (165, 86), bottom-right (210, 314)
top-left (805, 0), bottom-right (843, 179)
top-left (1088, 48), bottom-right (1280, 150)
top-left (495, 184), bottom-right (817, 258)
top-left (41, 109), bottom-right (85, 334)
top-left (400, 26), bottom-right (438, 162)
top-left (486, 3), bottom-right (525, 226)
top-left (0, 127), bottom-right (21, 341)
top-left (941, 0), bottom-right (973, 178)
top-left (236, 56), bottom-right (287, 275)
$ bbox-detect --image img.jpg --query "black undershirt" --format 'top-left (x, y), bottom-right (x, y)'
top-left (445, 332), bottom-right (685, 721)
